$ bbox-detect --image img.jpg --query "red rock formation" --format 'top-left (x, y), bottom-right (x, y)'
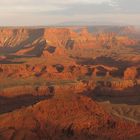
top-left (0, 94), bottom-right (140, 140)
top-left (42, 46), bottom-right (67, 57)
top-left (44, 28), bottom-right (78, 47)
top-left (124, 67), bottom-right (138, 80)
top-left (111, 80), bottom-right (136, 90)
top-left (0, 28), bottom-right (29, 47)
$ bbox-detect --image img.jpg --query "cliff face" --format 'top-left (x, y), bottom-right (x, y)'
top-left (0, 28), bottom-right (29, 48)
top-left (44, 28), bottom-right (78, 47)
top-left (0, 27), bottom-right (138, 52)
top-left (44, 28), bottom-right (93, 49)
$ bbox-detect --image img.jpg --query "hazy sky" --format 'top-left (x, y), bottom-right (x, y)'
top-left (0, 0), bottom-right (139, 26)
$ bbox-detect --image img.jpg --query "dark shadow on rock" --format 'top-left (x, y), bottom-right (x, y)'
top-left (65, 39), bottom-right (75, 50)
top-left (0, 60), bottom-right (25, 64)
top-left (75, 56), bottom-right (130, 67)
top-left (75, 56), bottom-right (140, 77)
top-left (0, 94), bottom-right (54, 114)
top-left (83, 85), bottom-right (140, 105)
top-left (0, 41), bottom-right (46, 63)
top-left (25, 40), bottom-right (46, 57)
top-left (46, 46), bottom-right (56, 53)
top-left (53, 64), bottom-right (65, 73)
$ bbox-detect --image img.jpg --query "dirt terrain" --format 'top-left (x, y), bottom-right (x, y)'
top-left (0, 26), bottom-right (140, 140)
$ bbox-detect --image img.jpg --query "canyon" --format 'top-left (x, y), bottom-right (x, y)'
top-left (0, 26), bottom-right (140, 140)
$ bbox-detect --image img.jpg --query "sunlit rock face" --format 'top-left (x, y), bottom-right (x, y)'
top-left (124, 67), bottom-right (138, 80)
top-left (0, 28), bottom-right (29, 48)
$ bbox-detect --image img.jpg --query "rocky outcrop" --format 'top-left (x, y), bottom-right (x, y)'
top-left (44, 28), bottom-right (78, 47)
top-left (124, 67), bottom-right (138, 80)
top-left (0, 28), bottom-right (29, 48)
top-left (0, 93), bottom-right (140, 140)
top-left (42, 45), bottom-right (67, 57)
top-left (111, 80), bottom-right (137, 90)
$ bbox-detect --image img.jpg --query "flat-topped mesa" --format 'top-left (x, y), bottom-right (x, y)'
top-left (95, 32), bottom-right (138, 48)
top-left (44, 28), bottom-right (78, 47)
top-left (44, 28), bottom-right (97, 49)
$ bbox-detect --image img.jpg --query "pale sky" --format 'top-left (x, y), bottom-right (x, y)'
top-left (0, 0), bottom-right (140, 26)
